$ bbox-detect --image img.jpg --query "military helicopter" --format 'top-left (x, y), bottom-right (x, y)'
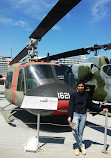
top-left (71, 43), bottom-right (111, 111)
top-left (4, 0), bottom-right (110, 120)
top-left (5, 0), bottom-right (83, 118)
top-left (37, 42), bottom-right (111, 112)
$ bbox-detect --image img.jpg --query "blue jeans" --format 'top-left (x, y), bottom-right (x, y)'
top-left (72, 113), bottom-right (87, 148)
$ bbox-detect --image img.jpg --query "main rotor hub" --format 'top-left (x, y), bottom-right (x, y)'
top-left (27, 38), bottom-right (41, 58)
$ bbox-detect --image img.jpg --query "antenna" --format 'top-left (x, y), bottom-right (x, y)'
top-left (47, 53), bottom-right (50, 62)
top-left (10, 48), bottom-right (13, 59)
top-left (95, 49), bottom-right (98, 56)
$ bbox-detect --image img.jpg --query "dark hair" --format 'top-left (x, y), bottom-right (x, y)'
top-left (76, 81), bottom-right (86, 89)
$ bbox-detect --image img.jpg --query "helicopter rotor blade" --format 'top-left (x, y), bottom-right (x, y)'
top-left (10, 0), bottom-right (81, 64)
top-left (84, 43), bottom-right (111, 51)
top-left (39, 48), bottom-right (89, 62)
top-left (9, 46), bottom-right (28, 65)
top-left (98, 43), bottom-right (111, 50)
top-left (29, 0), bottom-right (81, 39)
top-left (39, 42), bottom-right (111, 62)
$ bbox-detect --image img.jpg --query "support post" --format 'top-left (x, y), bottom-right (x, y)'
top-left (37, 112), bottom-right (40, 150)
top-left (102, 111), bottom-right (108, 153)
top-left (24, 111), bottom-right (42, 152)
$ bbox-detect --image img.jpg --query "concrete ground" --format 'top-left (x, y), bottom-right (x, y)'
top-left (0, 93), bottom-right (111, 158)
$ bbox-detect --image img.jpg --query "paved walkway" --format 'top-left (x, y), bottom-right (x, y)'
top-left (0, 93), bottom-right (111, 158)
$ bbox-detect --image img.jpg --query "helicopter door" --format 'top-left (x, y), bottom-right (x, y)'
top-left (14, 68), bottom-right (25, 105)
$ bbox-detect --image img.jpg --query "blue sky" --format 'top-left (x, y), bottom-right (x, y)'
top-left (0, 0), bottom-right (111, 60)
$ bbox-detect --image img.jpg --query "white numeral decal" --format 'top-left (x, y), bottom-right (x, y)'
top-left (57, 92), bottom-right (70, 100)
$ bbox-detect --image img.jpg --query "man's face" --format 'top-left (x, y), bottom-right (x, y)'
top-left (77, 83), bottom-right (84, 93)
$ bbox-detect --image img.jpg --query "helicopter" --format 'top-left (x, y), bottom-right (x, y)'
top-left (4, 0), bottom-right (111, 120)
top-left (5, 0), bottom-right (82, 118)
top-left (42, 42), bottom-right (111, 111)
top-left (71, 43), bottom-right (111, 111)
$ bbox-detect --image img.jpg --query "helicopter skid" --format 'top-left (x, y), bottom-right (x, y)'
top-left (0, 104), bottom-right (16, 123)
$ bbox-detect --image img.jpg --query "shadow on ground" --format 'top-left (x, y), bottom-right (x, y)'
top-left (11, 108), bottom-right (111, 135)
top-left (11, 107), bottom-right (71, 133)
top-left (86, 121), bottom-right (111, 136)
top-left (39, 136), bottom-right (65, 145)
top-left (73, 139), bottom-right (105, 149)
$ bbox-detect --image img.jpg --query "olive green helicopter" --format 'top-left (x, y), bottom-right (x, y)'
top-left (2, 1), bottom-right (111, 125)
top-left (44, 43), bottom-right (111, 112)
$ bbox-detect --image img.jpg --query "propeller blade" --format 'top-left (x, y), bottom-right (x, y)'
top-left (9, 46), bottom-right (28, 65)
top-left (99, 43), bottom-right (111, 50)
top-left (39, 48), bottom-right (89, 62)
top-left (84, 43), bottom-right (111, 51)
top-left (29, 0), bottom-right (81, 39)
top-left (10, 0), bottom-right (81, 64)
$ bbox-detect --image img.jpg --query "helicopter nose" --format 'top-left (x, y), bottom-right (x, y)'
top-left (26, 81), bottom-right (74, 99)
top-left (23, 82), bottom-right (74, 116)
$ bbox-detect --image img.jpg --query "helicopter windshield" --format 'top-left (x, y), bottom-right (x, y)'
top-left (103, 65), bottom-right (111, 76)
top-left (54, 65), bottom-right (74, 86)
top-left (25, 64), bottom-right (74, 90)
top-left (25, 64), bottom-right (54, 90)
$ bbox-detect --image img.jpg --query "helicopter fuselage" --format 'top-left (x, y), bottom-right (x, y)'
top-left (5, 61), bottom-right (74, 116)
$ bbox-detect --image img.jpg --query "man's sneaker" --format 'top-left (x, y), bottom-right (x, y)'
top-left (80, 144), bottom-right (86, 155)
top-left (75, 148), bottom-right (80, 156)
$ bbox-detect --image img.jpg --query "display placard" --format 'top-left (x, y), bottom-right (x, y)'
top-left (21, 96), bottom-right (58, 110)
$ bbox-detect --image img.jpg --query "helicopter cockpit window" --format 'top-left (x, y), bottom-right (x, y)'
top-left (25, 65), bottom-right (54, 90)
top-left (103, 65), bottom-right (111, 76)
top-left (17, 69), bottom-right (24, 91)
top-left (5, 71), bottom-right (13, 89)
top-left (54, 65), bottom-right (74, 86)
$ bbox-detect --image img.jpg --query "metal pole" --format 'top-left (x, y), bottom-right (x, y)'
top-left (37, 112), bottom-right (40, 149)
top-left (102, 111), bottom-right (108, 153)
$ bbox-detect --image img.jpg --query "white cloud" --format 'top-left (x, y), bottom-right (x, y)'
top-left (8, 0), bottom-right (58, 20)
top-left (0, 0), bottom-right (59, 32)
top-left (14, 20), bottom-right (26, 26)
top-left (0, 17), bottom-right (26, 27)
top-left (0, 0), bottom-right (71, 31)
top-left (0, 0), bottom-right (61, 31)
top-left (18, 0), bottom-right (32, 4)
top-left (91, 0), bottom-right (111, 23)
top-left (0, 17), bottom-right (12, 24)
top-left (52, 25), bottom-right (61, 31)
